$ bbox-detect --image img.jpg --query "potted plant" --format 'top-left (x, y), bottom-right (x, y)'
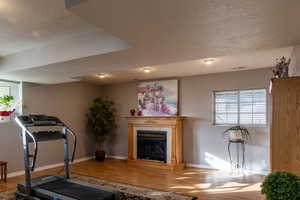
top-left (0, 95), bottom-right (17, 122)
top-left (272, 56), bottom-right (291, 78)
top-left (261, 171), bottom-right (300, 200)
top-left (86, 98), bottom-right (117, 162)
top-left (223, 125), bottom-right (250, 141)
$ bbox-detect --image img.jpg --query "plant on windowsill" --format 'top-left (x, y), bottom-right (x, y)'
top-left (261, 171), bottom-right (300, 200)
top-left (86, 98), bottom-right (117, 162)
top-left (0, 95), bottom-right (17, 122)
top-left (223, 125), bottom-right (250, 141)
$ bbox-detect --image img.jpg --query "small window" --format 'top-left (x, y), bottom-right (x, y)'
top-left (0, 80), bottom-right (22, 116)
top-left (0, 86), bottom-right (10, 97)
top-left (214, 89), bottom-right (267, 126)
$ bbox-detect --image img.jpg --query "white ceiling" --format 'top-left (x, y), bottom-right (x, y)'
top-left (0, 46), bottom-right (292, 84)
top-left (0, 0), bottom-right (96, 56)
top-left (0, 0), bottom-right (129, 70)
top-left (0, 0), bottom-right (299, 84)
top-left (77, 47), bottom-right (293, 85)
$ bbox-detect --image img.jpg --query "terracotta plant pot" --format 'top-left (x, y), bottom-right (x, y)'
top-left (95, 150), bottom-right (106, 162)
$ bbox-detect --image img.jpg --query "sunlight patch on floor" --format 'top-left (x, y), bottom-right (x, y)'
top-left (241, 182), bottom-right (261, 192)
top-left (183, 172), bottom-right (199, 175)
top-left (205, 152), bottom-right (231, 170)
top-left (194, 183), bottom-right (212, 189)
top-left (203, 182), bottom-right (261, 194)
top-left (176, 177), bottom-right (192, 180)
top-left (221, 182), bottom-right (249, 188)
top-left (170, 185), bottom-right (195, 189)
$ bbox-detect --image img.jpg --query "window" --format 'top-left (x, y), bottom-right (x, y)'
top-left (214, 89), bottom-right (267, 125)
top-left (0, 80), bottom-right (22, 115)
top-left (0, 86), bottom-right (10, 97)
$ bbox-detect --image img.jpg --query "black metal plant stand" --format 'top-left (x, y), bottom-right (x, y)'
top-left (228, 139), bottom-right (245, 169)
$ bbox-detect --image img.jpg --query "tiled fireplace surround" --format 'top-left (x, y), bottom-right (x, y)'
top-left (126, 116), bottom-right (185, 170)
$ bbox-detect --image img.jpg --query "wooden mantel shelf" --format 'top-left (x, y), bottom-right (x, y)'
top-left (125, 115), bottom-right (186, 170)
top-left (126, 116), bottom-right (186, 119)
top-left (126, 116), bottom-right (185, 126)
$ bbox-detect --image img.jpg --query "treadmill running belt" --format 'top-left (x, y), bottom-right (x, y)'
top-left (39, 179), bottom-right (115, 200)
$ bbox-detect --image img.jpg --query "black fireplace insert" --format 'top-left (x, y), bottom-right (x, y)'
top-left (137, 130), bottom-right (167, 163)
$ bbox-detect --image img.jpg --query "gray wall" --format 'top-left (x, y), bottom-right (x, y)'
top-left (102, 68), bottom-right (272, 173)
top-left (290, 46), bottom-right (300, 76)
top-left (0, 82), bottom-right (101, 173)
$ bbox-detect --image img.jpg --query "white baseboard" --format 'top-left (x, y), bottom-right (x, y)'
top-left (187, 163), bottom-right (212, 169)
top-left (11, 154), bottom-right (267, 178)
top-left (7, 156), bottom-right (94, 178)
top-left (187, 163), bottom-right (270, 175)
top-left (106, 155), bottom-right (127, 160)
top-left (105, 154), bottom-right (269, 175)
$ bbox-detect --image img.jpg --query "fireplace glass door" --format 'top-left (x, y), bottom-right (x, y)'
top-left (137, 130), bottom-right (167, 162)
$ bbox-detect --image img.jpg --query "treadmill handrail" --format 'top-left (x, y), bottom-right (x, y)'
top-left (26, 130), bottom-right (38, 171)
top-left (15, 117), bottom-right (38, 171)
top-left (66, 127), bottom-right (77, 162)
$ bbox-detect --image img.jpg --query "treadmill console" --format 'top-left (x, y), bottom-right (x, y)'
top-left (17, 115), bottom-right (64, 127)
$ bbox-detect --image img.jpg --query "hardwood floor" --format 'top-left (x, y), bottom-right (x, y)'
top-left (0, 159), bottom-right (265, 200)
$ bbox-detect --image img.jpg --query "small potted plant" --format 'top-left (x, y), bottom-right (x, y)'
top-left (261, 171), bottom-right (300, 200)
top-left (0, 95), bottom-right (17, 122)
top-left (272, 56), bottom-right (291, 78)
top-left (130, 108), bottom-right (136, 116)
top-left (86, 98), bottom-right (117, 162)
top-left (223, 125), bottom-right (250, 141)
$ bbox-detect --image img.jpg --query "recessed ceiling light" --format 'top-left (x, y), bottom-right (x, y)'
top-left (7, 17), bottom-right (17, 24)
top-left (96, 73), bottom-right (106, 79)
top-left (143, 67), bottom-right (152, 73)
top-left (0, 1), bottom-right (8, 10)
top-left (203, 58), bottom-right (214, 65)
top-left (32, 31), bottom-right (41, 38)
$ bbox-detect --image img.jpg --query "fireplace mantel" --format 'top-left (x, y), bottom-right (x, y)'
top-left (126, 116), bottom-right (186, 170)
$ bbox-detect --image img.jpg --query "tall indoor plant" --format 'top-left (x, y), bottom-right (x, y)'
top-left (86, 98), bottom-right (117, 161)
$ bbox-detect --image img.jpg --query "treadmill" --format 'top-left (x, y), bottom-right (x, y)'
top-left (15, 114), bottom-right (119, 200)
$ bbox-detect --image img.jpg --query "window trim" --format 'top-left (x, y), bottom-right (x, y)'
top-left (0, 86), bottom-right (11, 96)
top-left (213, 88), bottom-right (268, 127)
top-left (0, 80), bottom-right (22, 124)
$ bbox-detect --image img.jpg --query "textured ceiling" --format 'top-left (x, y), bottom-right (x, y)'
top-left (76, 47), bottom-right (293, 85)
top-left (70, 0), bottom-right (300, 58)
top-left (0, 0), bottom-right (299, 84)
top-left (0, 0), bottom-right (129, 74)
top-left (0, 0), bottom-right (99, 56)
top-left (0, 47), bottom-right (292, 84)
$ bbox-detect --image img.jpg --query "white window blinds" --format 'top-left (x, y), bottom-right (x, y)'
top-left (214, 89), bottom-right (267, 125)
top-left (0, 86), bottom-right (10, 97)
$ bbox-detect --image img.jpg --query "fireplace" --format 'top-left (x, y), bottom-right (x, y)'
top-left (137, 130), bottom-right (167, 163)
top-left (126, 116), bottom-right (185, 170)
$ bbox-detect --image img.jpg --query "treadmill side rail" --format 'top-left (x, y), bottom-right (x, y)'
top-left (33, 188), bottom-right (77, 200)
top-left (67, 179), bottom-right (120, 200)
